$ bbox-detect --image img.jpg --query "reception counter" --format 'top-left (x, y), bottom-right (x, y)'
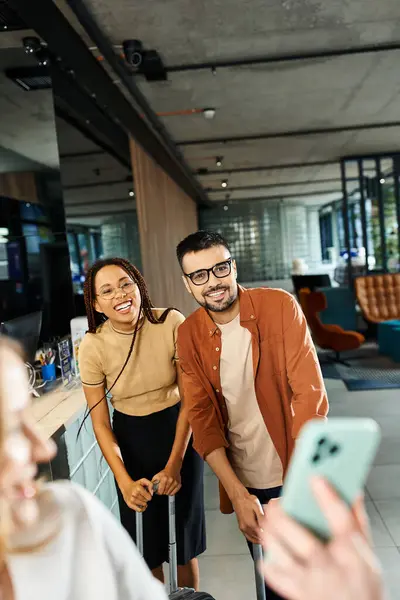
top-left (31, 382), bottom-right (86, 439)
top-left (32, 382), bottom-right (119, 519)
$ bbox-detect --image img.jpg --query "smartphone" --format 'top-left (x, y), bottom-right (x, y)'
top-left (280, 418), bottom-right (381, 542)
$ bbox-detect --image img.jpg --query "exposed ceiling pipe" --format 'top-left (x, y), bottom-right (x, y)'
top-left (204, 178), bottom-right (358, 192)
top-left (179, 120), bottom-right (400, 146)
top-left (210, 189), bottom-right (343, 203)
top-left (167, 42), bottom-right (400, 73)
top-left (197, 160), bottom-right (338, 175)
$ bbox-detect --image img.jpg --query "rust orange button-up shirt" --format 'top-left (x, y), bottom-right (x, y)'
top-left (177, 286), bottom-right (329, 513)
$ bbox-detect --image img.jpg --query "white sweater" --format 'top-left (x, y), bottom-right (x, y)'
top-left (7, 481), bottom-right (168, 600)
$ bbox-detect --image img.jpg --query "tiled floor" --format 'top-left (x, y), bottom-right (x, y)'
top-left (198, 378), bottom-right (400, 599)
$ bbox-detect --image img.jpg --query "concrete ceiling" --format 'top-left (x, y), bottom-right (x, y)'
top-left (2, 0), bottom-right (400, 225)
top-left (0, 46), bottom-right (59, 169)
top-left (69, 0), bottom-right (400, 205)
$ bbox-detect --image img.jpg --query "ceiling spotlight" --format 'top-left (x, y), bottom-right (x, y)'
top-left (22, 37), bottom-right (41, 55)
top-left (36, 48), bottom-right (51, 67)
top-left (223, 205), bottom-right (229, 211)
top-left (380, 178), bottom-right (385, 184)
top-left (203, 108), bottom-right (216, 120)
top-left (221, 180), bottom-right (228, 188)
top-left (216, 156), bottom-right (223, 167)
top-left (129, 189), bottom-right (135, 197)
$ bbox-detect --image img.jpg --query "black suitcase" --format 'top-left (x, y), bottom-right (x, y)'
top-left (135, 492), bottom-right (266, 600)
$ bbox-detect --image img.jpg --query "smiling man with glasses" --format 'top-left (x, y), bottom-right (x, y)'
top-left (176, 230), bottom-right (328, 600)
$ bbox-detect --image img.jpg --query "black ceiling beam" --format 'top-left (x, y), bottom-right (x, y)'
top-left (179, 120), bottom-right (400, 146)
top-left (167, 42), bottom-right (400, 73)
top-left (205, 178), bottom-right (357, 193)
top-left (60, 150), bottom-right (107, 160)
top-left (214, 189), bottom-right (342, 202)
top-left (197, 160), bottom-right (338, 176)
top-left (67, 209), bottom-right (135, 219)
top-left (51, 67), bottom-right (131, 169)
top-left (64, 177), bottom-right (132, 190)
top-left (55, 107), bottom-right (130, 170)
top-left (9, 0), bottom-right (210, 206)
top-left (66, 196), bottom-right (133, 207)
top-left (64, 0), bottom-right (210, 206)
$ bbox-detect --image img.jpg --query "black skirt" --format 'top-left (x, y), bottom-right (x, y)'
top-left (113, 404), bottom-right (206, 570)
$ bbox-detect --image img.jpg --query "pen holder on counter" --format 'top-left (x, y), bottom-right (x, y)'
top-left (41, 363), bottom-right (56, 382)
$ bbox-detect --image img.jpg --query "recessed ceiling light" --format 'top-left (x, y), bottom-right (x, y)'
top-left (216, 156), bottom-right (223, 167)
top-left (221, 180), bottom-right (228, 188)
top-left (223, 205), bottom-right (229, 211)
top-left (380, 178), bottom-right (385, 184)
top-left (129, 189), bottom-right (135, 197)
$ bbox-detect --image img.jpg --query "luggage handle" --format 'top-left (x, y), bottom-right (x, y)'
top-left (135, 483), bottom-right (266, 600)
top-left (253, 543), bottom-right (267, 600)
top-left (135, 482), bottom-right (179, 595)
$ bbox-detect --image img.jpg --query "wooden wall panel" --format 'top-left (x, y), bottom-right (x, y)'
top-left (0, 172), bottom-right (38, 203)
top-left (130, 139), bottom-right (198, 316)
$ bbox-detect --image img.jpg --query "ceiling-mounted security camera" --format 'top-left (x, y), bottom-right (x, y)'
top-left (122, 39), bottom-right (167, 81)
top-left (203, 108), bottom-right (216, 120)
top-left (123, 40), bottom-right (144, 69)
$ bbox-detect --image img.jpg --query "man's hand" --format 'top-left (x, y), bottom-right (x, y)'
top-left (152, 462), bottom-right (182, 496)
top-left (119, 478), bottom-right (153, 512)
top-left (261, 477), bottom-right (384, 600)
top-left (232, 489), bottom-right (264, 544)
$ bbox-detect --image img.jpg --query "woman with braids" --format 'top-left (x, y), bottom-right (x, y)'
top-left (78, 258), bottom-right (205, 589)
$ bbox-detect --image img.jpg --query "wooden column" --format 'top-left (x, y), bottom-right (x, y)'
top-left (130, 139), bottom-right (198, 315)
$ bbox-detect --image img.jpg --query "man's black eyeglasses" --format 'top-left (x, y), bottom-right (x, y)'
top-left (184, 259), bottom-right (233, 286)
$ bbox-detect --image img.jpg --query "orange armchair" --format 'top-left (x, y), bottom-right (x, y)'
top-left (299, 289), bottom-right (365, 366)
top-left (355, 273), bottom-right (400, 323)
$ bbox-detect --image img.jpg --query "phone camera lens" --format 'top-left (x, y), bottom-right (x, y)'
top-left (312, 454), bottom-right (320, 463)
top-left (318, 437), bottom-right (327, 446)
top-left (329, 444), bottom-right (340, 455)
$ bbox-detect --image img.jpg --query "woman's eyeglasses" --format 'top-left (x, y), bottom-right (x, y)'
top-left (97, 281), bottom-right (135, 300)
top-left (185, 259), bottom-right (232, 286)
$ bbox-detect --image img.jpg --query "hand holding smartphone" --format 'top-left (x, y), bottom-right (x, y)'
top-left (279, 418), bottom-right (381, 542)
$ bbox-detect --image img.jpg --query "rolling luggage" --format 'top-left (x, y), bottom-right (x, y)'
top-left (135, 492), bottom-right (266, 600)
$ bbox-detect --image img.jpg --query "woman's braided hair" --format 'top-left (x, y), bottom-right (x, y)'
top-left (79, 257), bottom-right (175, 434)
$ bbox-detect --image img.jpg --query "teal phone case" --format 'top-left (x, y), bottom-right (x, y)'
top-left (281, 418), bottom-right (381, 542)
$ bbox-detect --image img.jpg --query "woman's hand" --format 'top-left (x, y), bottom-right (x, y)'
top-left (119, 477), bottom-right (153, 512)
top-left (152, 462), bottom-right (182, 496)
top-left (261, 477), bottom-right (385, 600)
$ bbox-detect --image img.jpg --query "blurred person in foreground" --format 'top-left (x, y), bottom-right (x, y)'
top-left (0, 338), bottom-right (168, 600)
top-left (262, 477), bottom-right (386, 600)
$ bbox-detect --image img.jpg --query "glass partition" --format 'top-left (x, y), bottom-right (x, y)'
top-left (319, 154), bottom-right (400, 286)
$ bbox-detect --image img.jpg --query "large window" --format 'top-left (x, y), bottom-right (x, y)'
top-left (319, 156), bottom-right (400, 282)
top-left (319, 211), bottom-right (333, 261)
top-left (67, 226), bottom-right (103, 293)
top-left (199, 201), bottom-right (285, 282)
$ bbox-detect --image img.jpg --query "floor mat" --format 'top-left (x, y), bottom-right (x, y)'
top-left (319, 344), bottom-right (400, 390)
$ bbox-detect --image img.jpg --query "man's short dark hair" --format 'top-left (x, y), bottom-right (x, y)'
top-left (176, 230), bottom-right (231, 269)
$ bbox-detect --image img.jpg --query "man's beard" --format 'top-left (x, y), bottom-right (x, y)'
top-left (197, 285), bottom-right (238, 313)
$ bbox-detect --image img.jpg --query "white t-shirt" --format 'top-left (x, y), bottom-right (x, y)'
top-left (219, 314), bottom-right (283, 489)
top-left (7, 481), bottom-right (167, 600)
